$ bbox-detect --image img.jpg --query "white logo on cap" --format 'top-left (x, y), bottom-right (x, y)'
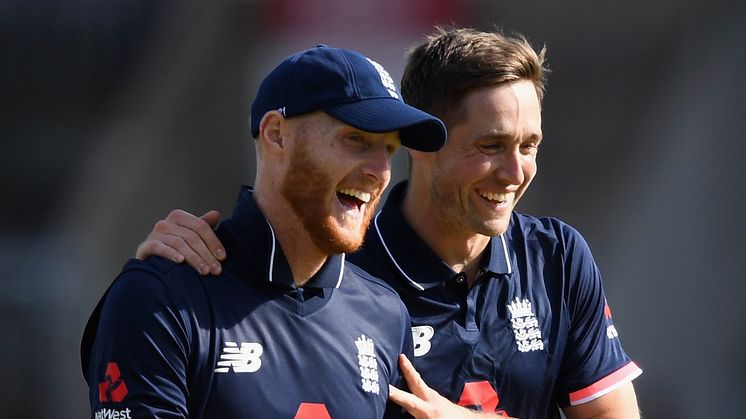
top-left (366, 58), bottom-right (399, 99)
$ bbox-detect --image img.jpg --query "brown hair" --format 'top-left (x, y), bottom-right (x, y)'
top-left (401, 26), bottom-right (549, 129)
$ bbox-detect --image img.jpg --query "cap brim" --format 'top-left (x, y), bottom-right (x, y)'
top-left (323, 98), bottom-right (446, 152)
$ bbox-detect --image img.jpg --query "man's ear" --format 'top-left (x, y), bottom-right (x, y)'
top-left (407, 148), bottom-right (432, 161)
top-left (406, 147), bottom-right (437, 177)
top-left (257, 110), bottom-right (285, 151)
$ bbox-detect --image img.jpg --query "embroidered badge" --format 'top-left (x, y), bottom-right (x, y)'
top-left (355, 334), bottom-right (380, 394)
top-left (507, 297), bottom-right (544, 352)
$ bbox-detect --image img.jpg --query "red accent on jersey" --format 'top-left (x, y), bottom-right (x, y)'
top-left (98, 362), bottom-right (128, 402)
top-left (604, 301), bottom-right (613, 319)
top-left (569, 361), bottom-right (642, 405)
top-left (295, 402), bottom-right (332, 419)
top-left (458, 381), bottom-right (499, 412)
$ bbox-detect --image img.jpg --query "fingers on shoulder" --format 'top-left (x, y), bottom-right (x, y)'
top-left (166, 209), bottom-right (212, 233)
top-left (136, 239), bottom-right (183, 263)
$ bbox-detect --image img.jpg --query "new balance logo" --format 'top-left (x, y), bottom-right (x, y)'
top-left (411, 325), bottom-right (434, 357)
top-left (215, 341), bottom-right (263, 373)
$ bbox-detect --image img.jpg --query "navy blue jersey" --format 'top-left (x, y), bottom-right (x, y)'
top-left (81, 188), bottom-right (414, 419)
top-left (351, 182), bottom-right (642, 419)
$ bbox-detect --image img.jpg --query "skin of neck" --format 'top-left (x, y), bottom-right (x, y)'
top-left (253, 170), bottom-right (327, 288)
top-left (402, 167), bottom-right (491, 279)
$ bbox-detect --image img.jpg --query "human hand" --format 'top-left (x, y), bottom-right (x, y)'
top-left (135, 209), bottom-right (225, 275)
top-left (388, 354), bottom-right (513, 419)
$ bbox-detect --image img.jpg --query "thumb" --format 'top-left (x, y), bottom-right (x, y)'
top-left (200, 210), bottom-right (222, 229)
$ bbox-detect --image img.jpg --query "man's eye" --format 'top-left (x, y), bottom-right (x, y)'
top-left (480, 144), bottom-right (503, 153)
top-left (345, 135), bottom-right (366, 144)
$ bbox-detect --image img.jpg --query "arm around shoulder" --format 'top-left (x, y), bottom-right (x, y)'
top-left (135, 209), bottom-right (224, 275)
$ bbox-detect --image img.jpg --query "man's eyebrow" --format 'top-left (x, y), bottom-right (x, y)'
top-left (480, 131), bottom-right (543, 142)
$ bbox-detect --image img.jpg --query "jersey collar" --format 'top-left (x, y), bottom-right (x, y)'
top-left (371, 181), bottom-right (512, 291)
top-left (219, 186), bottom-right (345, 290)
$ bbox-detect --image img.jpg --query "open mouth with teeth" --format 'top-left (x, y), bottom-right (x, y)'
top-left (337, 188), bottom-right (372, 211)
top-left (479, 191), bottom-right (509, 204)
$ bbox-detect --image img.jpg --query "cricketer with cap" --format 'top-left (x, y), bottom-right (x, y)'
top-left (137, 27), bottom-right (642, 419)
top-left (80, 46), bottom-right (446, 418)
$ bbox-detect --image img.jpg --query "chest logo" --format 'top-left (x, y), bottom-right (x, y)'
top-left (507, 297), bottom-right (544, 353)
top-left (215, 341), bottom-right (264, 373)
top-left (355, 334), bottom-right (380, 394)
top-left (411, 325), bottom-right (434, 357)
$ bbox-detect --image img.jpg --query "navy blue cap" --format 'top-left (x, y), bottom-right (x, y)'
top-left (250, 46), bottom-right (446, 152)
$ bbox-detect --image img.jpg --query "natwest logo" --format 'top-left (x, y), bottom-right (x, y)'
top-left (95, 407), bottom-right (132, 419)
top-left (99, 362), bottom-right (128, 402)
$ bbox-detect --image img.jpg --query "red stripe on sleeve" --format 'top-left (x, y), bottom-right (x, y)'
top-left (568, 361), bottom-right (642, 406)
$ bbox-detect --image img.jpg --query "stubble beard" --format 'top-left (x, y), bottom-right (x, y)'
top-left (280, 149), bottom-right (378, 255)
top-left (430, 166), bottom-right (509, 237)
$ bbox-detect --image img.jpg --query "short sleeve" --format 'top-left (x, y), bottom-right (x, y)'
top-left (557, 226), bottom-right (642, 406)
top-left (82, 261), bottom-right (192, 418)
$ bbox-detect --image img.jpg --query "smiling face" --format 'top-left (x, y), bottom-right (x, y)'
top-left (422, 80), bottom-right (542, 238)
top-left (280, 112), bottom-right (400, 254)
